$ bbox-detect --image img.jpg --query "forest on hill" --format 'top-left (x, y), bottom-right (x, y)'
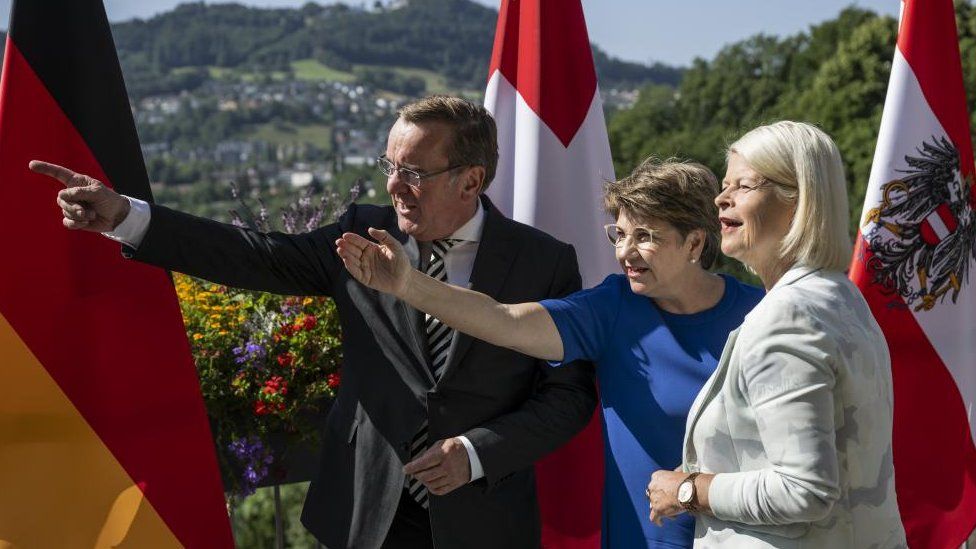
top-left (90, 0), bottom-right (680, 97)
top-left (608, 4), bottom-right (976, 235)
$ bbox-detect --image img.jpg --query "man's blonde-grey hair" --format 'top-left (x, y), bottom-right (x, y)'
top-left (604, 158), bottom-right (722, 269)
top-left (728, 121), bottom-right (852, 272)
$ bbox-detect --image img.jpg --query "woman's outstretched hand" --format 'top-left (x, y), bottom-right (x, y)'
top-left (336, 228), bottom-right (412, 297)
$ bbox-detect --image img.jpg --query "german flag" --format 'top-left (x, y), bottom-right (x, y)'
top-left (0, 1), bottom-right (233, 546)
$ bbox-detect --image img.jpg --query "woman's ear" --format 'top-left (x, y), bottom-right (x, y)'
top-left (687, 228), bottom-right (706, 258)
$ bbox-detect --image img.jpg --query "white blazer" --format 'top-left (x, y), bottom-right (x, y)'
top-left (682, 266), bottom-right (907, 548)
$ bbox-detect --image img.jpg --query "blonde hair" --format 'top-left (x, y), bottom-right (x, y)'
top-left (729, 121), bottom-right (852, 271)
top-left (604, 158), bottom-right (721, 268)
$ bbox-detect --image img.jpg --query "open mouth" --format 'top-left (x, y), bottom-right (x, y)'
top-left (625, 265), bottom-right (648, 278)
top-left (720, 217), bottom-right (743, 232)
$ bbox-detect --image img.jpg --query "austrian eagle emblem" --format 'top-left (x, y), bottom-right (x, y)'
top-left (863, 136), bottom-right (976, 311)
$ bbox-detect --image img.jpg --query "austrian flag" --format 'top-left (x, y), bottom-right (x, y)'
top-left (850, 0), bottom-right (976, 547)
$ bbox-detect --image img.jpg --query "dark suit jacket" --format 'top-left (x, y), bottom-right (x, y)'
top-left (127, 196), bottom-right (596, 548)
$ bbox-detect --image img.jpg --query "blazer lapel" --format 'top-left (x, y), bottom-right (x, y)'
top-left (354, 222), bottom-right (434, 388)
top-left (683, 327), bottom-right (740, 467)
top-left (387, 293), bottom-right (435, 385)
top-left (437, 199), bottom-right (520, 384)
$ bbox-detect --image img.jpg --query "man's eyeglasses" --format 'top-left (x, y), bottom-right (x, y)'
top-left (604, 224), bottom-right (657, 251)
top-left (377, 155), bottom-right (465, 187)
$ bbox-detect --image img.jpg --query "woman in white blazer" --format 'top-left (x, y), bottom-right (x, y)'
top-left (645, 121), bottom-right (908, 548)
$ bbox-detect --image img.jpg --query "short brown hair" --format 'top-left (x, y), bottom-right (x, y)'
top-left (398, 95), bottom-right (498, 192)
top-left (604, 158), bottom-right (722, 268)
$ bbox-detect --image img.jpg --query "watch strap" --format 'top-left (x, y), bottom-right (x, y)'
top-left (678, 471), bottom-right (702, 512)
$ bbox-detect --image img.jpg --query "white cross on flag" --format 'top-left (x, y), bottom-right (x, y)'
top-left (850, 0), bottom-right (976, 546)
top-left (484, 0), bottom-right (615, 546)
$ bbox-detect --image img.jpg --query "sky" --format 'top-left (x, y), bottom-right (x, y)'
top-left (0, 0), bottom-right (902, 66)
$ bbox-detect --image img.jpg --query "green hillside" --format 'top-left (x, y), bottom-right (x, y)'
top-left (106, 0), bottom-right (681, 99)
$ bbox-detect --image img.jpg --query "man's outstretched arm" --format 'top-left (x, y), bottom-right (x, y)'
top-left (31, 160), bottom-right (342, 296)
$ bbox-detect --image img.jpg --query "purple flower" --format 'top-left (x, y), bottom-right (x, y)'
top-left (280, 301), bottom-right (299, 318)
top-left (227, 435), bottom-right (273, 497)
top-left (232, 340), bottom-right (267, 368)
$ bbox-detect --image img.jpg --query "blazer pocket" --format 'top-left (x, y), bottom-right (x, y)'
top-left (483, 470), bottom-right (531, 496)
top-left (325, 402), bottom-right (360, 444)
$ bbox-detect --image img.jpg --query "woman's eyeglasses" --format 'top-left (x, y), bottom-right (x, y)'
top-left (604, 224), bottom-right (657, 251)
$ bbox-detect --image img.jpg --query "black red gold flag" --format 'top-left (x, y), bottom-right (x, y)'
top-left (0, 1), bottom-right (233, 546)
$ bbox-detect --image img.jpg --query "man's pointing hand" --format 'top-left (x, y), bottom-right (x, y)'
top-left (30, 160), bottom-right (130, 232)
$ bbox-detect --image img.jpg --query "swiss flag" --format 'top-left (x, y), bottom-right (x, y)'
top-left (485, 0), bottom-right (615, 547)
top-left (850, 0), bottom-right (976, 546)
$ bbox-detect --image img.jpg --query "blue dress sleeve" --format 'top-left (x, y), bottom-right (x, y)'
top-left (540, 275), bottom-right (625, 365)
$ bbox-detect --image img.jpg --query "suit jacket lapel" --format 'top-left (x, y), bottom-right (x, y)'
top-left (357, 221), bottom-right (434, 388)
top-left (438, 198), bottom-right (520, 384)
top-left (683, 327), bottom-right (740, 467)
top-left (388, 294), bottom-right (435, 385)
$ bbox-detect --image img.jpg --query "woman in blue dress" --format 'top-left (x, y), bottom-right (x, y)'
top-left (337, 158), bottom-right (764, 548)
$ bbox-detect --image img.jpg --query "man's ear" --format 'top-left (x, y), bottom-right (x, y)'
top-left (459, 166), bottom-right (486, 198)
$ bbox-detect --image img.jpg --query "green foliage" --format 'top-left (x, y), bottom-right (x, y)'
top-left (112, 3), bottom-right (307, 70)
top-left (790, 16), bottom-right (897, 230)
top-left (354, 65), bottom-right (427, 96)
top-left (106, 0), bottom-right (678, 97)
top-left (609, 6), bottom-right (907, 277)
top-left (291, 58), bottom-right (356, 83)
top-left (230, 483), bottom-right (319, 548)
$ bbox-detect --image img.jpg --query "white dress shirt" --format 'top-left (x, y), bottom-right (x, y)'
top-left (105, 197), bottom-right (488, 482)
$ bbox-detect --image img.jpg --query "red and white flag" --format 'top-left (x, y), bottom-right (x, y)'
top-left (850, 0), bottom-right (976, 546)
top-left (485, 0), bottom-right (614, 546)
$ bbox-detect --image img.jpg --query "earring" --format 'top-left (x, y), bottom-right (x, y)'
top-left (690, 258), bottom-right (698, 264)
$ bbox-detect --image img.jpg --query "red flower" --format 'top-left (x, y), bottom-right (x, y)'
top-left (277, 353), bottom-right (294, 367)
top-left (327, 372), bottom-right (341, 389)
top-left (302, 315), bottom-right (317, 330)
top-left (254, 401), bottom-right (270, 415)
top-left (263, 375), bottom-right (288, 395)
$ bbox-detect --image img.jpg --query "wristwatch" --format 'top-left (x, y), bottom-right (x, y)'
top-left (677, 472), bottom-right (701, 511)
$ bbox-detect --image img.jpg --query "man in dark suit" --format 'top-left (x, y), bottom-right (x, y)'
top-left (32, 95), bottom-right (596, 548)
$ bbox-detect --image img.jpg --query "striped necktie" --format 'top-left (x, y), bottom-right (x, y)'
top-left (407, 238), bottom-right (462, 509)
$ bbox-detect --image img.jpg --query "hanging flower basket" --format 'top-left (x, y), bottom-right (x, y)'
top-left (175, 274), bottom-right (343, 498)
